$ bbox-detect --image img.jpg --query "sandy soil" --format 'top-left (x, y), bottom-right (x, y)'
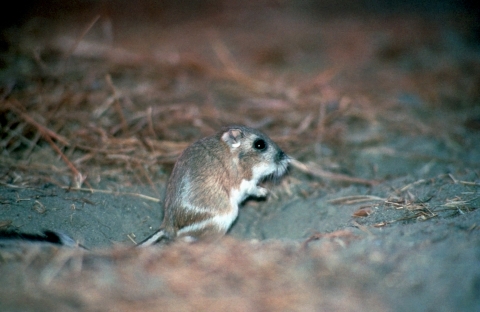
top-left (1, 1), bottom-right (479, 311)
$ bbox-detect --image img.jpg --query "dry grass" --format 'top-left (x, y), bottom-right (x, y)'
top-left (2, 5), bottom-right (476, 194)
top-left (328, 174), bottom-right (479, 228)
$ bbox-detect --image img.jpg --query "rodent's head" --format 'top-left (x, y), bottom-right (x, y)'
top-left (220, 125), bottom-right (290, 182)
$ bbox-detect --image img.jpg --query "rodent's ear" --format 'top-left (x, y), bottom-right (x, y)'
top-left (221, 128), bottom-right (244, 149)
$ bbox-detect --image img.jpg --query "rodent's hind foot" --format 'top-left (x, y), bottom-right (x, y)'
top-left (137, 229), bottom-right (170, 247)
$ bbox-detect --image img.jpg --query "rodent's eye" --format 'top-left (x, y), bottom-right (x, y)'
top-left (253, 138), bottom-right (267, 151)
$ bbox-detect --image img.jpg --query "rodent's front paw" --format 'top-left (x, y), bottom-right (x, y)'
top-left (255, 186), bottom-right (268, 198)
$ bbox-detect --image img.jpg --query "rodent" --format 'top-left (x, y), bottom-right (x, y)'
top-left (138, 125), bottom-right (290, 246)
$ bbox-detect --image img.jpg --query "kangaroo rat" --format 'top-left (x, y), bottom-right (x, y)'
top-left (138, 125), bottom-right (289, 246)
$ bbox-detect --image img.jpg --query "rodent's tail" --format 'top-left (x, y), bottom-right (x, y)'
top-left (137, 229), bottom-right (170, 247)
top-left (0, 230), bottom-right (88, 249)
top-left (0, 229), bottom-right (171, 249)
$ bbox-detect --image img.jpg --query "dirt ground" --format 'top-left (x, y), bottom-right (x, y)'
top-left (1, 1), bottom-right (480, 311)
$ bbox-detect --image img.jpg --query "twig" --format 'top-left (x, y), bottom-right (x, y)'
top-left (61, 15), bottom-right (101, 73)
top-left (42, 131), bottom-right (87, 188)
top-left (136, 163), bottom-right (160, 197)
top-left (328, 195), bottom-right (386, 205)
top-left (106, 74), bottom-right (129, 135)
top-left (5, 100), bottom-right (70, 146)
top-left (290, 158), bottom-right (379, 186)
top-left (448, 174), bottom-right (480, 186)
top-left (399, 179), bottom-right (427, 192)
top-left (61, 186), bottom-right (160, 203)
top-left (147, 106), bottom-right (158, 138)
top-left (351, 220), bottom-right (373, 235)
top-left (127, 234), bottom-right (137, 244)
top-left (211, 39), bottom-right (269, 93)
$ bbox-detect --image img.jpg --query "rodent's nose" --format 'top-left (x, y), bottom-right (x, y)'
top-left (276, 150), bottom-right (287, 162)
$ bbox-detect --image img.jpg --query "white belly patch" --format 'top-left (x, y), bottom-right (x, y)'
top-left (177, 178), bottom-right (258, 237)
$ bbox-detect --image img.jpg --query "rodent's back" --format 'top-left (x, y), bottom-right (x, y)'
top-left (161, 134), bottom-right (234, 234)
